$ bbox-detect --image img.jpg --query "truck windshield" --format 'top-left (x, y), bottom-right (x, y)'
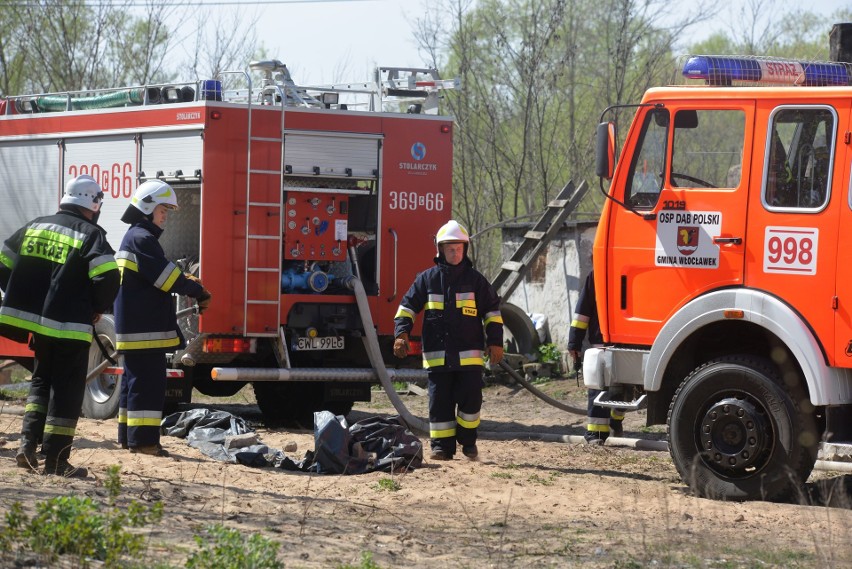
top-left (671, 110), bottom-right (745, 190)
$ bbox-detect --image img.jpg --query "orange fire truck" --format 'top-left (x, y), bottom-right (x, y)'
top-left (588, 54), bottom-right (852, 501)
top-left (0, 60), bottom-right (455, 424)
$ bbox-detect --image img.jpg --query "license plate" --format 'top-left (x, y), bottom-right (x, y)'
top-left (295, 336), bottom-right (344, 350)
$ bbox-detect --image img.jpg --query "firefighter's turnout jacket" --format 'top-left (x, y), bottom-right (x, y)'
top-left (0, 207), bottom-right (119, 343)
top-left (114, 219), bottom-right (202, 352)
top-left (394, 256), bottom-right (503, 370)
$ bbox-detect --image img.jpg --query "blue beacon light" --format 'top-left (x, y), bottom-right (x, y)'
top-left (682, 55), bottom-right (850, 86)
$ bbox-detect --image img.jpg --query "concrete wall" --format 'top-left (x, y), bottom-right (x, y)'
top-left (500, 220), bottom-right (598, 349)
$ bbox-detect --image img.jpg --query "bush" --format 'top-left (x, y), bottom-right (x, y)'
top-left (0, 465), bottom-right (163, 568)
top-left (186, 524), bottom-right (281, 569)
top-left (538, 342), bottom-right (562, 365)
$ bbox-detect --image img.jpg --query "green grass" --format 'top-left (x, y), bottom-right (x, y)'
top-left (337, 551), bottom-right (384, 569)
top-left (375, 477), bottom-right (401, 491)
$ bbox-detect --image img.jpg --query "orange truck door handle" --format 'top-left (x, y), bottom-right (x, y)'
top-left (713, 236), bottom-right (743, 245)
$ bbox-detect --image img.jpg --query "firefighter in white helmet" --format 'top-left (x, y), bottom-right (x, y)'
top-left (393, 219), bottom-right (503, 461)
top-left (1, 175), bottom-right (120, 477)
top-left (113, 180), bottom-right (211, 455)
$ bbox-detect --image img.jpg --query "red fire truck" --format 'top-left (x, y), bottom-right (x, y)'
top-left (588, 54), bottom-right (852, 501)
top-left (0, 60), bottom-right (455, 424)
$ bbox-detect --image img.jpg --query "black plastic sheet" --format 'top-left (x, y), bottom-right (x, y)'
top-left (161, 408), bottom-right (423, 473)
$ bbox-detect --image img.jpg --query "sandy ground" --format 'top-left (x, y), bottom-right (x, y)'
top-left (2, 374), bottom-right (852, 568)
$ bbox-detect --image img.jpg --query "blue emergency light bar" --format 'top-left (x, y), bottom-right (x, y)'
top-left (682, 55), bottom-right (850, 86)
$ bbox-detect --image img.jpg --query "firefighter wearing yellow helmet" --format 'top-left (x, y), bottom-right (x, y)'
top-left (113, 180), bottom-right (211, 455)
top-left (393, 220), bottom-right (503, 461)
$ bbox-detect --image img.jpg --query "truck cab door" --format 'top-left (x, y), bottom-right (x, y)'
top-left (743, 105), bottom-right (841, 365)
top-left (602, 103), bottom-right (752, 345)
top-left (830, 105), bottom-right (852, 368)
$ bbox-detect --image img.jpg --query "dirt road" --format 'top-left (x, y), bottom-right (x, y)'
top-left (1, 375), bottom-right (852, 568)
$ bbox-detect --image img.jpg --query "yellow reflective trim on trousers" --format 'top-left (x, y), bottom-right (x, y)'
top-left (430, 426), bottom-right (456, 438)
top-left (44, 424), bottom-right (76, 436)
top-left (459, 356), bottom-right (484, 366)
top-left (118, 408), bottom-right (127, 425)
top-left (456, 415), bottom-right (480, 429)
top-left (127, 417), bottom-right (163, 427)
top-left (587, 424), bottom-right (610, 433)
top-left (0, 314), bottom-right (92, 342)
top-left (611, 410), bottom-right (625, 421)
top-left (25, 403), bottom-right (47, 414)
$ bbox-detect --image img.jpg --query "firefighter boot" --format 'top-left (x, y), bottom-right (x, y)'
top-left (43, 459), bottom-right (88, 478)
top-left (129, 444), bottom-right (170, 457)
top-left (429, 449), bottom-right (453, 461)
top-left (15, 442), bottom-right (39, 471)
top-left (462, 445), bottom-right (479, 460)
top-left (610, 420), bottom-right (624, 438)
top-left (583, 431), bottom-right (607, 446)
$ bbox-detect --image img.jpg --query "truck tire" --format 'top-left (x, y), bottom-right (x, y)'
top-left (81, 315), bottom-right (121, 420)
top-left (500, 302), bottom-right (540, 358)
top-left (667, 355), bottom-right (818, 502)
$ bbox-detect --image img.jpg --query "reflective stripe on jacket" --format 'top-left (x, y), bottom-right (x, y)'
top-left (394, 256), bottom-right (503, 370)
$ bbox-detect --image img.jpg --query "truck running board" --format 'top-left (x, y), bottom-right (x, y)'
top-left (593, 391), bottom-right (647, 411)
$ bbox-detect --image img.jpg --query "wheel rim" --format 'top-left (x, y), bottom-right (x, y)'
top-left (86, 333), bottom-right (118, 404)
top-left (699, 395), bottom-right (772, 473)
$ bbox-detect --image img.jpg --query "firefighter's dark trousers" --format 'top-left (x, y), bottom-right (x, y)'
top-left (586, 388), bottom-right (624, 439)
top-left (427, 368), bottom-right (483, 456)
top-left (20, 336), bottom-right (88, 463)
top-left (118, 351), bottom-right (166, 448)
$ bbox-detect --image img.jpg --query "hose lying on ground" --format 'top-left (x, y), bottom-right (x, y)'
top-left (497, 359), bottom-right (587, 415)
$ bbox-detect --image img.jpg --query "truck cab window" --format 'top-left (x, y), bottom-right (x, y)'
top-left (626, 109), bottom-right (667, 208)
top-left (764, 107), bottom-right (834, 210)
top-left (670, 109), bottom-right (745, 189)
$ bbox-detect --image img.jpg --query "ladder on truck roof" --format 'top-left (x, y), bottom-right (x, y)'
top-left (491, 180), bottom-right (589, 301)
top-left (226, 69), bottom-right (284, 337)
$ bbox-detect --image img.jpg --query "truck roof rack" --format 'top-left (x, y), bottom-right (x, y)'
top-left (0, 59), bottom-right (459, 117)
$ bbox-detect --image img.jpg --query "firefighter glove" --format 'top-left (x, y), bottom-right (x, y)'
top-left (197, 288), bottom-right (212, 313)
top-left (488, 345), bottom-right (504, 365)
top-left (393, 333), bottom-right (409, 359)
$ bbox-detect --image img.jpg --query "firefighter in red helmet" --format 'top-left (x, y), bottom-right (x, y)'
top-left (393, 220), bottom-right (503, 461)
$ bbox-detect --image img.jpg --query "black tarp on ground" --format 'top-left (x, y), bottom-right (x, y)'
top-left (161, 408), bottom-right (423, 473)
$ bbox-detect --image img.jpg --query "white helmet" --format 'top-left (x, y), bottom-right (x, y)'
top-left (60, 175), bottom-right (104, 212)
top-left (129, 180), bottom-right (179, 215)
top-left (435, 220), bottom-right (470, 244)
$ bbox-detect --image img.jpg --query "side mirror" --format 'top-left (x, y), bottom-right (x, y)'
top-left (595, 122), bottom-right (616, 180)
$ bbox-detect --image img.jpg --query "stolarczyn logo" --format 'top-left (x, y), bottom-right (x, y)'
top-left (400, 142), bottom-right (437, 173)
top-left (411, 142), bottom-right (427, 160)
